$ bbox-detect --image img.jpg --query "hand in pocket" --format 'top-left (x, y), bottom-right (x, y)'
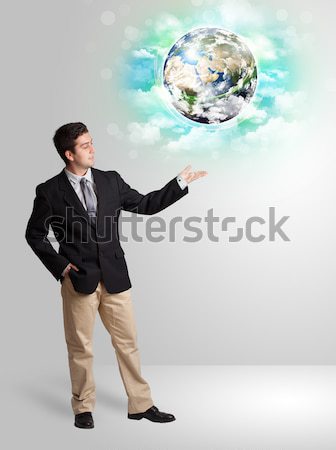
top-left (65, 263), bottom-right (79, 276)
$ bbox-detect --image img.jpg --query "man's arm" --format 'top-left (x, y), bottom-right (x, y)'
top-left (114, 172), bottom-right (189, 215)
top-left (25, 183), bottom-right (70, 281)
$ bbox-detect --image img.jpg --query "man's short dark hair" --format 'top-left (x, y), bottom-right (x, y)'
top-left (53, 122), bottom-right (88, 164)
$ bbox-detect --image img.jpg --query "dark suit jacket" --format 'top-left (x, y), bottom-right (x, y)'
top-left (25, 167), bottom-right (189, 294)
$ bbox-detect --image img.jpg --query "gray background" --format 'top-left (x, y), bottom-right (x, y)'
top-left (1, 0), bottom-right (335, 374)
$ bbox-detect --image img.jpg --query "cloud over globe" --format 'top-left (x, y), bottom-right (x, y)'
top-left (163, 27), bottom-right (257, 124)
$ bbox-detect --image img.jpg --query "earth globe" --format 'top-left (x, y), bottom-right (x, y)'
top-left (163, 27), bottom-right (257, 124)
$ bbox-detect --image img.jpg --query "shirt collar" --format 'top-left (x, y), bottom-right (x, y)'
top-left (64, 167), bottom-right (93, 185)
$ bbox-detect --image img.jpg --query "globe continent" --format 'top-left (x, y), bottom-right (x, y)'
top-left (163, 27), bottom-right (257, 124)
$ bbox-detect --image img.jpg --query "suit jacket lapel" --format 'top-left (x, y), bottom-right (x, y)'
top-left (91, 167), bottom-right (107, 230)
top-left (58, 168), bottom-right (91, 222)
top-left (58, 167), bottom-right (108, 231)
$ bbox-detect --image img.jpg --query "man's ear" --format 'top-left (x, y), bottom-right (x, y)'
top-left (64, 149), bottom-right (73, 162)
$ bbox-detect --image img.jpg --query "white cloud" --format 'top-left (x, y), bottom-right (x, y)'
top-left (148, 114), bottom-right (176, 128)
top-left (258, 73), bottom-right (276, 83)
top-left (244, 34), bottom-right (277, 61)
top-left (246, 117), bottom-right (300, 142)
top-left (160, 115), bottom-right (305, 155)
top-left (256, 85), bottom-right (285, 98)
top-left (231, 116), bottom-right (303, 153)
top-left (161, 127), bottom-right (224, 153)
top-left (173, 127), bottom-right (186, 134)
top-left (127, 122), bottom-right (161, 145)
top-left (275, 25), bottom-right (313, 55)
top-left (268, 69), bottom-right (289, 79)
top-left (125, 112), bottom-right (186, 146)
top-left (240, 103), bottom-right (267, 124)
top-left (121, 85), bottom-right (171, 113)
top-left (258, 69), bottom-right (289, 84)
top-left (148, 44), bottom-right (170, 58)
top-left (274, 91), bottom-right (307, 115)
top-left (132, 49), bottom-right (155, 59)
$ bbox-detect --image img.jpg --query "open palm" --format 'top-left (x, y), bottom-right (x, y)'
top-left (179, 165), bottom-right (208, 184)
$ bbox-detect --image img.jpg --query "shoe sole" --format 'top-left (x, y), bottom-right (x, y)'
top-left (128, 413), bottom-right (175, 422)
top-left (74, 423), bottom-right (94, 429)
top-left (128, 412), bottom-right (144, 420)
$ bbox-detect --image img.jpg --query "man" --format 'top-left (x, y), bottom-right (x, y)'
top-left (25, 122), bottom-right (207, 429)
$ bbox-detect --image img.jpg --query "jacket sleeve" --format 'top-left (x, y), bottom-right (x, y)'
top-left (114, 171), bottom-right (189, 215)
top-left (25, 183), bottom-right (70, 281)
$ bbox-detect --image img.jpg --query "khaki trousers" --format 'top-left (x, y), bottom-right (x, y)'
top-left (60, 274), bottom-right (154, 415)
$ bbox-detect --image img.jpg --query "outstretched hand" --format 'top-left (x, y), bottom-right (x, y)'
top-left (179, 165), bottom-right (208, 184)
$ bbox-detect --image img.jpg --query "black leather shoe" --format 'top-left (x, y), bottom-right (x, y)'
top-left (128, 405), bottom-right (175, 422)
top-left (74, 411), bottom-right (94, 429)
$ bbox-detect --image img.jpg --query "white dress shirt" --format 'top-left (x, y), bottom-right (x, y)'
top-left (61, 168), bottom-right (188, 276)
top-left (64, 166), bottom-right (98, 209)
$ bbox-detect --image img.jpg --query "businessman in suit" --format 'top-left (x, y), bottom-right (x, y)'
top-left (25, 122), bottom-right (207, 429)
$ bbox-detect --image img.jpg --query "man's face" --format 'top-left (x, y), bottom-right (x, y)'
top-left (65, 132), bottom-right (95, 169)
